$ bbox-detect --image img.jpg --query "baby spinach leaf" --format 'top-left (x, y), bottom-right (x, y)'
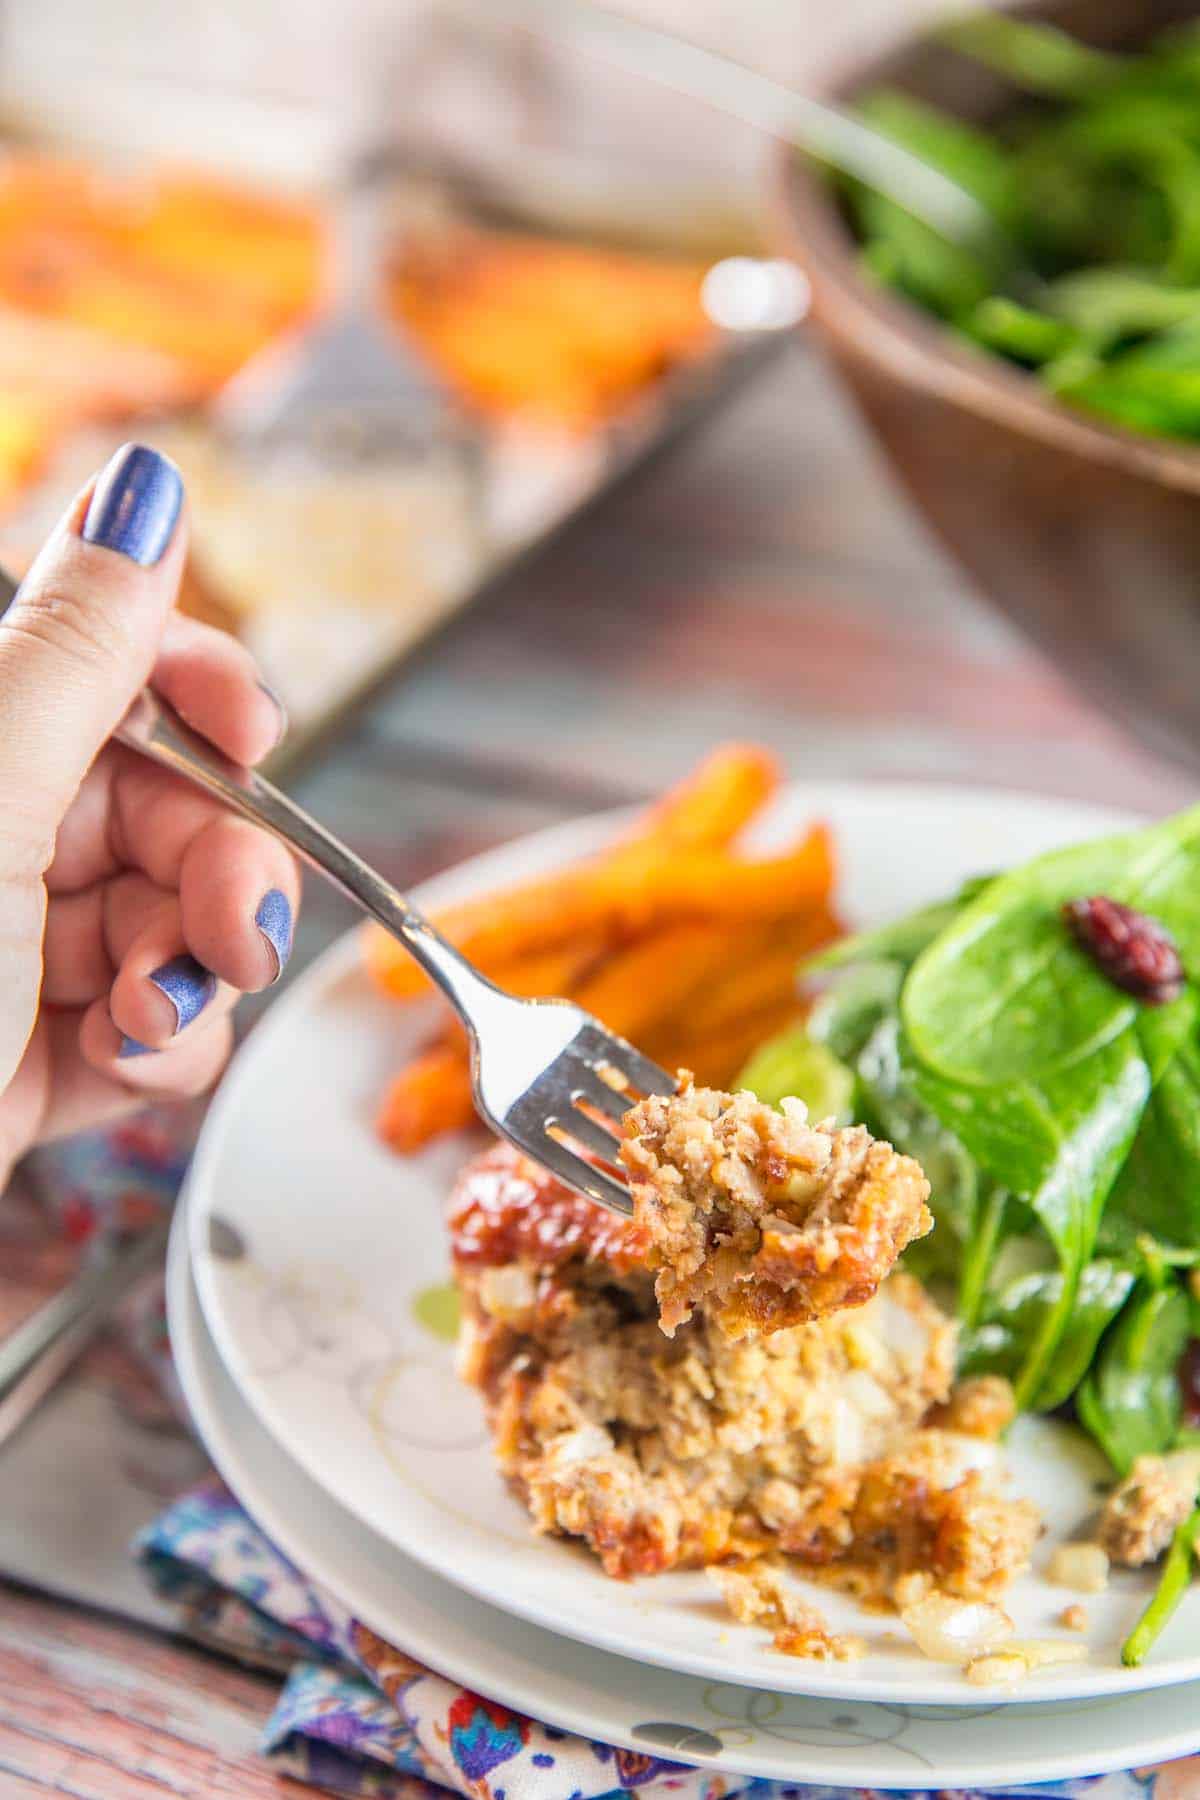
top-left (807, 962), bottom-right (904, 1065)
top-left (853, 1015), bottom-right (998, 1318)
top-left (1106, 1022), bottom-right (1200, 1249)
top-left (858, 225), bottom-right (994, 323)
top-left (846, 93), bottom-right (1016, 318)
top-left (855, 91), bottom-right (1018, 223)
top-left (850, 16), bottom-right (1200, 445)
top-left (1116, 317), bottom-right (1200, 370)
top-left (857, 1017), bottom-right (978, 1227)
top-left (939, 12), bottom-right (1126, 98)
top-left (1061, 362), bottom-right (1200, 436)
top-left (902, 805), bottom-right (1200, 1086)
top-left (1044, 267), bottom-right (1200, 347)
top-left (962, 296), bottom-right (1081, 366)
top-left (906, 1024), bottom-right (1154, 1403)
top-left (804, 881), bottom-right (986, 979)
top-left (905, 1025), bottom-right (1150, 1241)
top-left (1076, 1282), bottom-right (1190, 1475)
top-left (961, 1258), bottom-right (1136, 1410)
top-left (1135, 988), bottom-right (1198, 1084)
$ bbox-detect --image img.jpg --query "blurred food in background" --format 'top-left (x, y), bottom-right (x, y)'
top-left (0, 151), bottom-right (762, 730)
top-left (391, 225), bottom-right (716, 426)
top-left (844, 12), bottom-right (1200, 444)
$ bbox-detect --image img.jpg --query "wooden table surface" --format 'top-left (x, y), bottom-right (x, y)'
top-left (1, 336), bottom-right (1192, 1798)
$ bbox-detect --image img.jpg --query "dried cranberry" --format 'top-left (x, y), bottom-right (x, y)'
top-left (1061, 895), bottom-right (1185, 1006)
top-left (1179, 1339), bottom-right (1200, 1429)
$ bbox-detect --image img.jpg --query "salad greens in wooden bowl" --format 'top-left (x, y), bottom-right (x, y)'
top-left (740, 804), bottom-right (1200, 1667)
top-left (774, 0), bottom-right (1200, 775)
top-left (845, 12), bottom-right (1200, 442)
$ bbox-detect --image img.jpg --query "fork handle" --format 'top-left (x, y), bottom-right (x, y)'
top-left (113, 687), bottom-right (499, 1024)
top-left (0, 557), bottom-right (496, 1028)
top-left (470, 0), bottom-right (1005, 262)
top-left (0, 1219), bottom-right (171, 1446)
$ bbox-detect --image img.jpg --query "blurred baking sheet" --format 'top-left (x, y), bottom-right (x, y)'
top-left (0, 153), bottom-right (801, 761)
top-left (273, 319), bottom-right (792, 772)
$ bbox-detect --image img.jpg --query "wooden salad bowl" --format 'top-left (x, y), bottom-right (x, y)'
top-left (776, 0), bottom-right (1200, 774)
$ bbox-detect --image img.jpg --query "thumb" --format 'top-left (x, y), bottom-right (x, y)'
top-left (0, 443), bottom-right (186, 867)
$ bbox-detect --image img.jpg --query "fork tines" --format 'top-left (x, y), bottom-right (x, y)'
top-left (521, 1025), bottom-right (675, 1219)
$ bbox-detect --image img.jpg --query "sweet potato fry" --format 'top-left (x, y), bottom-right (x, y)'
top-left (433, 938), bottom-right (609, 1057)
top-left (631, 742), bottom-right (779, 851)
top-left (363, 823), bottom-right (833, 1002)
top-left (646, 1001), bottom-right (805, 1092)
top-left (376, 1045), bottom-right (474, 1153)
top-left (572, 922), bottom-right (742, 1043)
top-left (485, 828), bottom-right (833, 954)
top-left (359, 842), bottom-right (659, 1003)
top-left (362, 921), bottom-right (427, 1000)
top-left (675, 907), bottom-right (840, 1036)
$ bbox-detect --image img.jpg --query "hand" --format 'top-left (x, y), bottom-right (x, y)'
top-left (0, 443), bottom-right (301, 1189)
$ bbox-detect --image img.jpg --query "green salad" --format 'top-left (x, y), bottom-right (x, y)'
top-left (739, 803), bottom-right (1200, 1664)
top-left (845, 13), bottom-right (1200, 440)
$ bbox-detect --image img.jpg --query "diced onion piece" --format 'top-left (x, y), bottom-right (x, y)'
top-left (1047, 1543), bottom-right (1109, 1594)
top-left (479, 1264), bottom-right (536, 1322)
top-left (892, 1570), bottom-right (932, 1609)
top-left (546, 1424), bottom-right (613, 1468)
top-left (966, 1637), bottom-right (1089, 1687)
top-left (899, 1591), bottom-right (1013, 1664)
top-left (965, 1652), bottom-right (1027, 1688)
top-left (1001, 1637), bottom-right (1089, 1670)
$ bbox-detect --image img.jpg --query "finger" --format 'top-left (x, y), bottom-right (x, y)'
top-left (40, 869), bottom-right (168, 1006)
top-left (101, 753), bottom-right (299, 982)
top-left (107, 900), bottom-right (239, 1052)
top-left (153, 611), bottom-right (286, 767)
top-left (0, 1013), bottom-right (48, 1187)
top-left (106, 749), bottom-right (251, 891)
top-left (77, 997), bottom-right (235, 1098)
top-left (0, 444), bottom-right (185, 869)
top-left (179, 815), bottom-right (298, 991)
top-left (43, 753), bottom-right (120, 894)
top-left (3, 1005), bottom-right (234, 1170)
top-left (48, 742), bottom-right (297, 904)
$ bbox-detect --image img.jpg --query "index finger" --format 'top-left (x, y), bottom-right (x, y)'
top-left (151, 610), bottom-right (286, 767)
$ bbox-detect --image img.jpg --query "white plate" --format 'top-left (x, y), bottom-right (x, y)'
top-left (188, 780), bottom-right (1200, 1705)
top-left (170, 1203), bottom-right (1200, 1788)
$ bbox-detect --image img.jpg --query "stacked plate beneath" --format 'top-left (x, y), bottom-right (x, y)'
top-left (176, 781), bottom-right (1200, 1788)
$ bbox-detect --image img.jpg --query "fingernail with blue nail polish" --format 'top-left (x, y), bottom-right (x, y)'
top-left (255, 889), bottom-right (293, 982)
top-left (149, 954), bottom-right (216, 1032)
top-left (257, 679), bottom-right (289, 748)
top-left (119, 1037), bottom-right (154, 1059)
top-left (82, 443), bottom-right (183, 567)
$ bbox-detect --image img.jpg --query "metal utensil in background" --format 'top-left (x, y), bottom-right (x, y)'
top-left (484, 0), bottom-right (1022, 279)
top-left (214, 1), bottom-right (457, 466)
top-left (0, 1219), bottom-right (171, 1449)
top-left (214, 159), bottom-right (455, 463)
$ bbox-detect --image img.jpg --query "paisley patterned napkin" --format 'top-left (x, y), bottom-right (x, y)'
top-left (136, 1477), bottom-right (1200, 1800)
top-left (137, 1477), bottom-right (733, 1800)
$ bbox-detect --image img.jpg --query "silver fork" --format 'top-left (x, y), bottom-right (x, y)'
top-left (213, 168), bottom-right (452, 463)
top-left (474, 0), bottom-right (1028, 288)
top-left (114, 688), bottom-right (674, 1216)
